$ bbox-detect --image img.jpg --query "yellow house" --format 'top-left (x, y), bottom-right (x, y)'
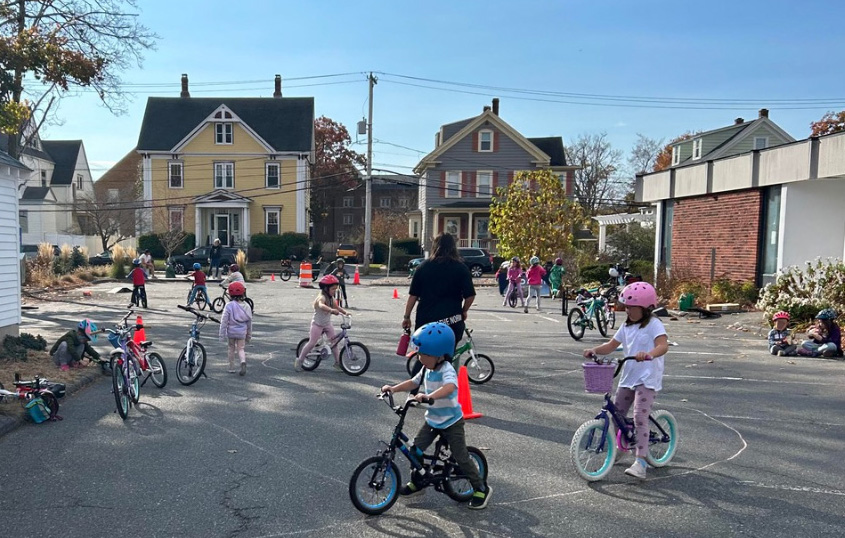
top-left (136, 75), bottom-right (314, 246)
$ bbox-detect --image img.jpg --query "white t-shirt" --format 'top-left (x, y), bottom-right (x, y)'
top-left (613, 317), bottom-right (667, 391)
top-left (141, 253), bottom-right (152, 264)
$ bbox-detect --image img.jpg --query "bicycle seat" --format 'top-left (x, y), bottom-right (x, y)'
top-left (139, 340), bottom-right (153, 348)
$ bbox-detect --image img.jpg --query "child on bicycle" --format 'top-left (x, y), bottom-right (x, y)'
top-left (768, 311), bottom-right (797, 356)
top-left (187, 262), bottom-right (210, 307)
top-left (582, 281), bottom-right (669, 479)
top-left (798, 308), bottom-right (842, 358)
top-left (294, 275), bottom-right (348, 372)
top-left (50, 319), bottom-right (102, 372)
top-left (127, 258), bottom-right (148, 308)
top-left (525, 256), bottom-right (547, 312)
top-left (218, 281), bottom-right (253, 376)
top-left (331, 258), bottom-right (351, 308)
top-left (502, 256), bottom-right (527, 313)
top-left (380, 322), bottom-right (491, 509)
top-left (220, 264), bottom-right (245, 288)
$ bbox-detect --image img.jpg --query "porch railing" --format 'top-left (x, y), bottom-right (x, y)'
top-left (458, 238), bottom-right (498, 252)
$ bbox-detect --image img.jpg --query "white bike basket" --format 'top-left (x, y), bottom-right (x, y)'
top-left (340, 315), bottom-right (352, 330)
top-left (582, 362), bottom-right (615, 393)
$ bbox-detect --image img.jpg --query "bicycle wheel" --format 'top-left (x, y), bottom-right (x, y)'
top-left (567, 308), bottom-right (587, 340)
top-left (280, 269), bottom-right (292, 281)
top-left (507, 290), bottom-right (517, 308)
top-left (40, 391), bottom-right (59, 420)
top-left (112, 363), bottom-right (129, 420)
top-left (340, 342), bottom-right (370, 376)
top-left (570, 419), bottom-right (616, 481)
top-left (596, 307), bottom-right (608, 337)
top-left (296, 338), bottom-right (321, 371)
top-left (607, 307), bottom-right (617, 330)
top-left (211, 297), bottom-right (225, 314)
top-left (443, 447), bottom-right (488, 501)
top-left (463, 353), bottom-right (494, 384)
top-left (646, 409), bottom-right (678, 468)
top-left (128, 358), bottom-right (141, 405)
top-left (176, 342), bottom-right (207, 386)
top-left (245, 297), bottom-right (255, 312)
top-left (195, 294), bottom-right (207, 311)
top-left (147, 352), bottom-right (168, 388)
top-left (406, 353), bottom-right (420, 377)
top-left (349, 456), bottom-right (401, 516)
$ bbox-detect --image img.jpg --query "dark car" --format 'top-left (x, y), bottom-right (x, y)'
top-left (408, 248), bottom-right (494, 278)
top-left (168, 246), bottom-right (239, 275)
top-left (88, 251), bottom-right (113, 266)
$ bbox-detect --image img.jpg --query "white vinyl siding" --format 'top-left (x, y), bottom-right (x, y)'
top-left (0, 172), bottom-right (20, 329)
top-left (214, 162), bottom-right (234, 189)
top-left (445, 171), bottom-right (461, 198)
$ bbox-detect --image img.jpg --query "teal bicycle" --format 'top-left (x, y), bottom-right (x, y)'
top-left (405, 328), bottom-right (494, 384)
top-left (567, 288), bottom-right (610, 340)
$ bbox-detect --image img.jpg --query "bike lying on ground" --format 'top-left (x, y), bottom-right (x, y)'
top-left (0, 373), bottom-right (63, 421)
top-left (295, 315), bottom-right (370, 375)
top-left (406, 327), bottom-right (494, 384)
top-left (176, 305), bottom-right (220, 385)
top-left (210, 285), bottom-right (255, 314)
top-left (348, 392), bottom-right (488, 515)
top-left (570, 356), bottom-right (678, 481)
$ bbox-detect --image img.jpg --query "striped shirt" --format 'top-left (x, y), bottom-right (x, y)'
top-left (412, 361), bottom-right (462, 429)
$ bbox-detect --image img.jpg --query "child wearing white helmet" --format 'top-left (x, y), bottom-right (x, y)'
top-left (583, 281), bottom-right (669, 480)
top-left (525, 256), bottom-right (547, 312)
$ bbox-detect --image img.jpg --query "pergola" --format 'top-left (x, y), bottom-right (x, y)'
top-left (592, 210), bottom-right (655, 252)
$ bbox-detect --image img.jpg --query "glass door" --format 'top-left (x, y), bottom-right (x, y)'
top-left (215, 214), bottom-right (230, 246)
top-left (760, 186), bottom-right (781, 286)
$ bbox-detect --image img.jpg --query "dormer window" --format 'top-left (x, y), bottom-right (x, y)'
top-left (478, 130), bottom-right (493, 152)
top-left (671, 146), bottom-right (680, 166)
top-left (754, 137), bottom-right (768, 150)
top-left (215, 123), bottom-right (233, 144)
top-left (214, 110), bottom-right (233, 120)
top-left (692, 138), bottom-right (702, 160)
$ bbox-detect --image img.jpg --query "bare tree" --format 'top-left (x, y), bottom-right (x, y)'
top-left (628, 134), bottom-right (664, 175)
top-left (153, 207), bottom-right (187, 262)
top-left (566, 132), bottom-right (624, 216)
top-left (77, 190), bottom-right (138, 251)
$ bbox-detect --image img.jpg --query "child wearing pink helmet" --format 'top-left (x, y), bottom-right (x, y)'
top-left (768, 311), bottom-right (797, 356)
top-left (583, 281), bottom-right (669, 479)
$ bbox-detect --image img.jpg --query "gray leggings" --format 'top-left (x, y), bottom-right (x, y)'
top-left (613, 386), bottom-right (657, 459)
top-left (413, 419), bottom-right (485, 492)
top-left (51, 341), bottom-right (85, 367)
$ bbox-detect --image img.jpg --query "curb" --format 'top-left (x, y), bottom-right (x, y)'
top-left (0, 367), bottom-right (105, 438)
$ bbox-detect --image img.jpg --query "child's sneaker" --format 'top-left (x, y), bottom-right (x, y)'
top-left (239, 362), bottom-right (246, 376)
top-left (333, 362), bottom-right (342, 372)
top-left (523, 306), bottom-right (528, 313)
top-left (293, 358), bottom-right (303, 372)
top-left (399, 481), bottom-right (425, 498)
top-left (777, 350), bottom-right (785, 356)
top-left (468, 484), bottom-right (492, 509)
top-left (60, 364), bottom-right (70, 372)
top-left (624, 459), bottom-right (648, 479)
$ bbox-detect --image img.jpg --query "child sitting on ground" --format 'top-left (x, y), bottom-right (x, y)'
top-left (50, 319), bottom-right (101, 372)
top-left (768, 311), bottom-right (797, 356)
top-left (798, 308), bottom-right (842, 358)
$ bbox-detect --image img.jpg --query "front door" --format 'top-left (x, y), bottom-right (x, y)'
top-left (215, 214), bottom-right (230, 246)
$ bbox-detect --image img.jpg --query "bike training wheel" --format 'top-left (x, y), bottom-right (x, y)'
top-left (211, 297), bottom-right (225, 314)
top-left (405, 353), bottom-right (420, 377)
top-left (349, 456), bottom-right (401, 516)
top-left (567, 308), bottom-right (587, 340)
top-left (112, 362), bottom-right (129, 420)
top-left (40, 391), bottom-right (59, 420)
top-left (176, 343), bottom-right (207, 386)
top-left (340, 342), bottom-right (370, 376)
top-left (280, 269), bottom-right (292, 282)
top-left (296, 338), bottom-right (320, 371)
top-left (147, 352), bottom-right (168, 389)
top-left (443, 447), bottom-right (488, 502)
top-left (645, 409), bottom-right (678, 468)
top-left (463, 353), bottom-right (495, 384)
top-left (128, 358), bottom-right (141, 405)
top-left (608, 308), bottom-right (617, 330)
top-left (245, 297), bottom-right (255, 312)
top-left (570, 419), bottom-right (616, 481)
top-left (596, 308), bottom-right (608, 338)
top-left (508, 290), bottom-right (517, 308)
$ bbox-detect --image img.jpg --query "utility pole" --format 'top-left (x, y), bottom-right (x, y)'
top-left (363, 72), bottom-right (377, 275)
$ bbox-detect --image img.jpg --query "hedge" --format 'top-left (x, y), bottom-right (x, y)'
top-left (138, 233), bottom-right (196, 259)
top-left (250, 232), bottom-right (309, 260)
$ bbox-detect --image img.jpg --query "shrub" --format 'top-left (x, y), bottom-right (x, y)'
top-left (250, 232), bottom-right (309, 260)
top-left (138, 234), bottom-right (165, 258)
top-left (72, 246), bottom-right (88, 269)
top-left (310, 242), bottom-right (322, 260)
top-left (247, 247), bottom-right (265, 262)
top-left (19, 333), bottom-right (47, 351)
top-left (756, 258), bottom-right (845, 324)
top-left (109, 244), bottom-right (129, 279)
top-left (579, 263), bottom-right (611, 284)
top-left (629, 260), bottom-right (653, 280)
top-left (0, 334), bottom-right (44, 362)
top-left (393, 238), bottom-right (421, 255)
top-left (52, 244), bottom-right (75, 275)
top-left (373, 242), bottom-right (388, 264)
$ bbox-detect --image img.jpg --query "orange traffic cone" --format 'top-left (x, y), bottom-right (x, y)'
top-left (458, 366), bottom-right (482, 419)
top-left (271, 272), bottom-right (275, 281)
top-left (393, 288), bottom-right (399, 299)
top-left (353, 265), bottom-right (360, 285)
top-left (133, 315), bottom-right (146, 344)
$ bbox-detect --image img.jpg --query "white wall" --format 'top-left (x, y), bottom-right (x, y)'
top-left (0, 167), bottom-right (21, 332)
top-left (779, 180), bottom-right (845, 269)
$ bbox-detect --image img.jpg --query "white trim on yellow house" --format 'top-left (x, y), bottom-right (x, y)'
top-left (171, 105), bottom-right (276, 154)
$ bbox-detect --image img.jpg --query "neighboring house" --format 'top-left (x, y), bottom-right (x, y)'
top-left (636, 117), bottom-right (845, 286)
top-left (0, 150), bottom-right (29, 337)
top-left (136, 74), bottom-right (314, 247)
top-left (93, 148), bottom-right (142, 239)
top-left (412, 98), bottom-right (577, 253)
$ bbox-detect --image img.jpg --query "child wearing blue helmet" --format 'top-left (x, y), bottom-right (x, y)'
top-left (187, 262), bottom-right (210, 307)
top-left (50, 319), bottom-right (101, 371)
top-left (381, 322), bottom-right (492, 509)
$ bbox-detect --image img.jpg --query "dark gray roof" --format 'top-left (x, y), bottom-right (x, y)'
top-left (574, 228), bottom-right (597, 241)
top-left (42, 140), bottom-right (83, 185)
top-left (441, 117), bottom-right (474, 143)
top-left (528, 137), bottom-right (567, 166)
top-left (21, 187), bottom-right (51, 200)
top-left (436, 200), bottom-right (492, 209)
top-left (137, 97), bottom-right (314, 152)
top-left (0, 150), bottom-right (28, 170)
top-left (0, 133), bottom-right (53, 162)
top-left (372, 174), bottom-right (419, 190)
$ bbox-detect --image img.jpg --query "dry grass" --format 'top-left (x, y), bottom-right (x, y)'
top-left (26, 264), bottom-right (109, 289)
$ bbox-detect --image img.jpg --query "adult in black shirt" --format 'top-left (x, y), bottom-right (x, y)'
top-left (208, 239), bottom-right (223, 278)
top-left (403, 233), bottom-right (475, 380)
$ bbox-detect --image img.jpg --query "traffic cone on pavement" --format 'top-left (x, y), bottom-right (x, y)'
top-left (353, 265), bottom-right (360, 285)
top-left (458, 366), bottom-right (482, 419)
top-left (271, 272), bottom-right (275, 281)
top-left (393, 288), bottom-right (399, 299)
top-left (133, 315), bottom-right (146, 344)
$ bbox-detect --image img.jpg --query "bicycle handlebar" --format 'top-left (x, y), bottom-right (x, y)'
top-left (177, 304), bottom-right (221, 324)
top-left (587, 355), bottom-right (653, 378)
top-left (377, 391), bottom-right (433, 411)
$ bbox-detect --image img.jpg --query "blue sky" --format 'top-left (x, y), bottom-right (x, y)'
top-left (36, 0), bottom-right (845, 179)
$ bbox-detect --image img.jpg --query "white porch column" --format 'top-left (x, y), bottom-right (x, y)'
top-left (468, 212), bottom-right (474, 248)
top-left (195, 206), bottom-right (202, 245)
top-left (598, 223), bottom-right (607, 252)
top-left (243, 206), bottom-right (250, 244)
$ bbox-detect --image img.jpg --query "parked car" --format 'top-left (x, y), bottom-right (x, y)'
top-left (336, 243), bottom-right (358, 263)
top-left (21, 244), bottom-right (60, 259)
top-left (168, 246), bottom-right (239, 275)
top-left (407, 248), bottom-right (494, 278)
top-left (88, 251), bottom-right (113, 266)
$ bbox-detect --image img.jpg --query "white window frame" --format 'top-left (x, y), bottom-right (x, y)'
top-left (214, 162), bottom-right (234, 189)
top-left (444, 217), bottom-right (460, 237)
top-left (342, 196), bottom-right (353, 208)
top-left (412, 220), bottom-right (419, 238)
top-left (40, 169), bottom-right (47, 187)
top-left (478, 130), bottom-right (493, 152)
top-left (265, 208), bottom-right (280, 235)
top-left (265, 162), bottom-right (280, 189)
top-left (445, 171), bottom-right (461, 198)
top-left (692, 138), bottom-right (702, 160)
top-left (754, 136), bottom-right (769, 150)
top-left (168, 207), bottom-right (184, 231)
top-left (168, 162), bottom-right (183, 189)
top-left (215, 122), bottom-right (233, 145)
top-left (76, 174), bottom-right (83, 190)
top-left (343, 214), bottom-right (353, 225)
top-left (19, 210), bottom-right (28, 233)
top-left (380, 197), bottom-right (391, 208)
top-left (476, 171), bottom-right (493, 197)
top-left (398, 197), bottom-right (408, 208)
top-left (671, 146), bottom-right (680, 166)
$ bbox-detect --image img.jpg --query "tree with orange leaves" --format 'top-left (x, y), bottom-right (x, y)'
top-left (653, 132), bottom-right (698, 172)
top-left (810, 111), bottom-right (845, 137)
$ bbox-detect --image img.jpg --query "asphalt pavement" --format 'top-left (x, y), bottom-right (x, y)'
top-left (1, 278), bottom-right (843, 537)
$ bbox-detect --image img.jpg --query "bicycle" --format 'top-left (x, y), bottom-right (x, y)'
top-left (210, 285), bottom-right (255, 314)
top-left (405, 328), bottom-right (494, 384)
top-left (0, 373), bottom-right (63, 421)
top-left (348, 392), bottom-right (488, 515)
top-left (186, 283), bottom-right (209, 310)
top-left (567, 287), bottom-right (609, 340)
top-left (279, 257), bottom-right (296, 281)
top-left (105, 310), bottom-right (168, 391)
top-left (176, 304), bottom-right (220, 385)
top-left (106, 323), bottom-right (141, 420)
top-left (505, 275), bottom-right (528, 308)
top-left (295, 315), bottom-right (370, 375)
top-left (570, 356), bottom-right (678, 481)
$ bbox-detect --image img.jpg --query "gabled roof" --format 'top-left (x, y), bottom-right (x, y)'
top-left (0, 150), bottom-right (29, 170)
top-left (441, 118), bottom-right (474, 144)
top-left (42, 140), bottom-right (83, 185)
top-left (137, 97), bottom-right (314, 153)
top-left (0, 133), bottom-right (53, 162)
top-left (672, 116), bottom-right (795, 167)
top-left (192, 189), bottom-right (253, 204)
top-left (21, 186), bottom-right (52, 200)
top-left (527, 137), bottom-right (567, 167)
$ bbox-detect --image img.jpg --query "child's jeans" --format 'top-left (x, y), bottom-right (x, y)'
top-left (132, 285), bottom-right (147, 308)
top-left (770, 343), bottom-right (797, 356)
top-left (526, 284), bottom-right (542, 309)
top-left (228, 338), bottom-right (246, 371)
top-left (411, 419), bottom-right (485, 492)
top-left (800, 341), bottom-right (838, 357)
top-left (503, 281), bottom-right (525, 306)
top-left (613, 385), bottom-right (656, 459)
top-left (188, 284), bottom-right (210, 305)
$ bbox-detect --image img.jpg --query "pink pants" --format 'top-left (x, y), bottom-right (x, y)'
top-left (228, 338), bottom-right (246, 367)
top-left (298, 322), bottom-right (339, 363)
top-left (613, 386), bottom-right (657, 458)
top-left (504, 281), bottom-right (526, 306)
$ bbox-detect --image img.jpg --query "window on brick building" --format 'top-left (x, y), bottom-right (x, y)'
top-left (660, 200), bottom-right (674, 268)
top-left (760, 186), bottom-right (781, 285)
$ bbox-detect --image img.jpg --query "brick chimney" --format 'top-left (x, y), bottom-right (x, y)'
top-left (759, 108), bottom-right (769, 118)
top-left (734, 117), bottom-right (744, 125)
top-left (483, 105), bottom-right (491, 112)
top-left (180, 74), bottom-right (190, 98)
top-left (273, 74), bottom-right (282, 98)
top-left (492, 97), bottom-right (499, 116)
